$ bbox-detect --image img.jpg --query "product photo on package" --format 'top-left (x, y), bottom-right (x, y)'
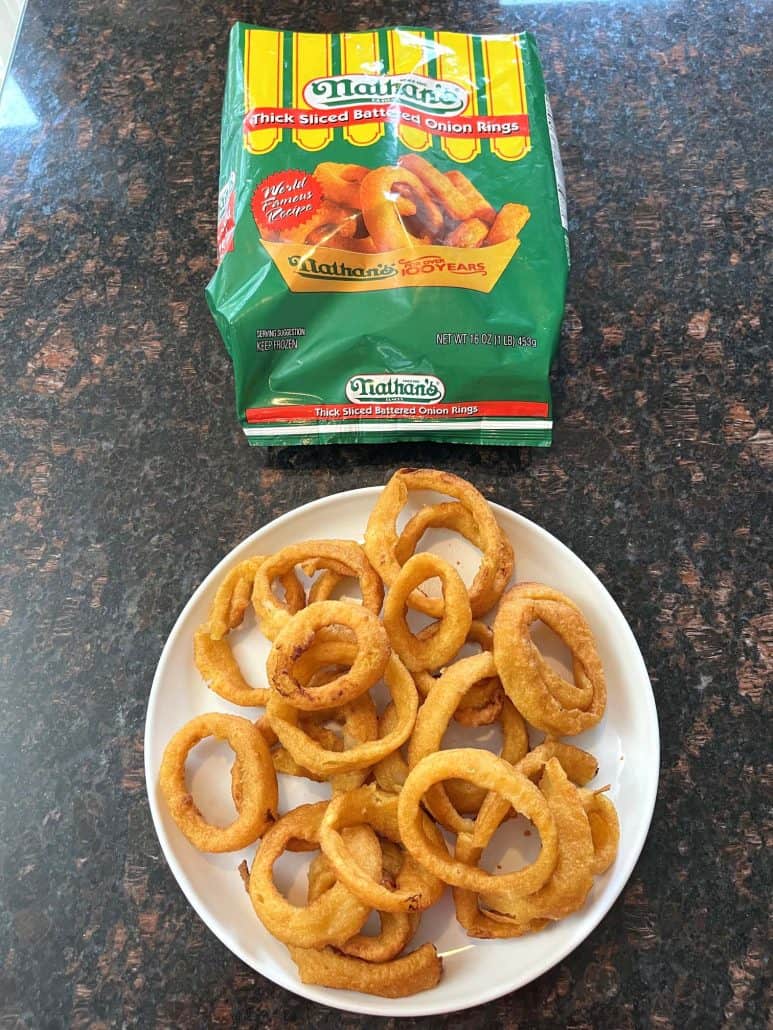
top-left (206, 25), bottom-right (569, 447)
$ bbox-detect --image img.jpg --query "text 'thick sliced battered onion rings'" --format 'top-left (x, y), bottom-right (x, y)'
top-left (288, 942), bottom-right (442, 998)
top-left (408, 652), bottom-right (529, 833)
top-left (267, 601), bottom-right (390, 711)
top-left (159, 713), bottom-right (278, 853)
top-left (248, 801), bottom-right (381, 948)
top-left (382, 553), bottom-right (472, 673)
top-left (266, 652), bottom-right (418, 776)
top-left (364, 468), bottom-right (513, 618)
top-left (493, 582), bottom-right (607, 736)
top-left (252, 540), bottom-right (384, 642)
top-left (397, 748), bottom-right (558, 895)
top-left (320, 786), bottom-right (445, 913)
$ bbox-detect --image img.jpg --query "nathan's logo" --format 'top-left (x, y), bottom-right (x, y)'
top-left (288, 254), bottom-right (396, 283)
top-left (303, 74), bottom-right (468, 116)
top-left (345, 374), bottom-right (446, 405)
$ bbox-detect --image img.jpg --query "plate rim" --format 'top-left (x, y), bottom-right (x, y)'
top-left (144, 485), bottom-right (659, 1017)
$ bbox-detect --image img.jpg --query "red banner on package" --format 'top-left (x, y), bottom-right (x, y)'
top-left (246, 401), bottom-right (548, 424)
top-left (244, 106), bottom-right (530, 141)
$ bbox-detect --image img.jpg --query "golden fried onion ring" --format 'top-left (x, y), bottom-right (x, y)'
top-left (267, 601), bottom-right (390, 711)
top-left (194, 556), bottom-right (305, 707)
top-left (415, 619), bottom-right (504, 727)
top-left (360, 166), bottom-right (432, 250)
top-left (288, 942), bottom-right (442, 998)
top-left (209, 556), bottom-right (305, 641)
top-left (257, 694), bottom-right (377, 794)
top-left (472, 738), bottom-right (600, 849)
top-left (398, 748), bottom-right (558, 895)
top-left (364, 468), bottom-right (513, 618)
top-left (307, 840), bottom-right (420, 962)
top-left (266, 652), bottom-right (418, 776)
top-left (252, 540), bottom-right (384, 641)
top-left (493, 582), bottom-right (607, 736)
top-left (478, 759), bottom-right (595, 925)
top-left (159, 713), bottom-right (278, 853)
top-left (320, 786), bottom-right (445, 913)
top-left (408, 653), bottom-right (529, 833)
top-left (248, 801), bottom-right (381, 948)
top-left (383, 553), bottom-right (472, 673)
top-left (581, 789), bottom-right (620, 875)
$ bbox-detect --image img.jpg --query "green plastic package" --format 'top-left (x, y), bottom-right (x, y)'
top-left (206, 24), bottom-right (569, 446)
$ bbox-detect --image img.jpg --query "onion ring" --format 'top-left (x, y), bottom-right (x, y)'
top-left (288, 942), bottom-right (442, 998)
top-left (159, 713), bottom-right (278, 853)
top-left (248, 801), bottom-right (381, 948)
top-left (258, 640), bottom-right (378, 794)
top-left (397, 154), bottom-right (478, 221)
top-left (480, 759), bottom-right (595, 923)
top-left (360, 166), bottom-right (430, 250)
top-left (258, 696), bottom-right (377, 793)
top-left (315, 161), bottom-right (416, 216)
top-left (320, 786), bottom-right (445, 913)
top-left (267, 601), bottom-right (390, 711)
top-left (393, 179), bottom-right (445, 237)
top-left (581, 789), bottom-right (620, 875)
top-left (452, 829), bottom-right (547, 939)
top-left (307, 840), bottom-right (420, 962)
top-left (252, 540), bottom-right (384, 641)
top-left (446, 218), bottom-right (490, 248)
top-left (493, 582), bottom-right (607, 735)
top-left (484, 202), bottom-right (531, 245)
top-left (472, 738), bottom-right (600, 849)
top-left (382, 553), bottom-right (472, 673)
top-left (414, 619), bottom-right (504, 727)
top-left (266, 652), bottom-right (418, 776)
top-left (193, 628), bottom-right (271, 708)
top-left (394, 498), bottom-right (513, 626)
top-left (397, 748), bottom-right (558, 895)
top-left (364, 468), bottom-right (513, 618)
top-left (195, 556), bottom-right (305, 707)
top-left (207, 556), bottom-right (300, 640)
top-left (407, 652), bottom-right (529, 832)
top-left (445, 170), bottom-right (497, 225)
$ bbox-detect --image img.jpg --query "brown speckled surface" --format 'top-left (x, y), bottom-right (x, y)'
top-left (0, 1), bottom-right (770, 1026)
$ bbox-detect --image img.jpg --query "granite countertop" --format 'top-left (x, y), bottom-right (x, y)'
top-left (0, 1), bottom-right (769, 1026)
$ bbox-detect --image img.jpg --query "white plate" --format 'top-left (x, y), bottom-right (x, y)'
top-left (144, 487), bottom-right (659, 1017)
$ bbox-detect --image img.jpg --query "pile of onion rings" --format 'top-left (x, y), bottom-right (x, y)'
top-left (158, 468), bottom-right (618, 998)
top-left (257, 157), bottom-right (531, 255)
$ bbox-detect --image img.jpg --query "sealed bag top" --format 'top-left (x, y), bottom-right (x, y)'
top-left (206, 25), bottom-right (569, 447)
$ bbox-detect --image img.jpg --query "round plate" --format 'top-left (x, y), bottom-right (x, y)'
top-left (144, 487), bottom-right (658, 1017)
